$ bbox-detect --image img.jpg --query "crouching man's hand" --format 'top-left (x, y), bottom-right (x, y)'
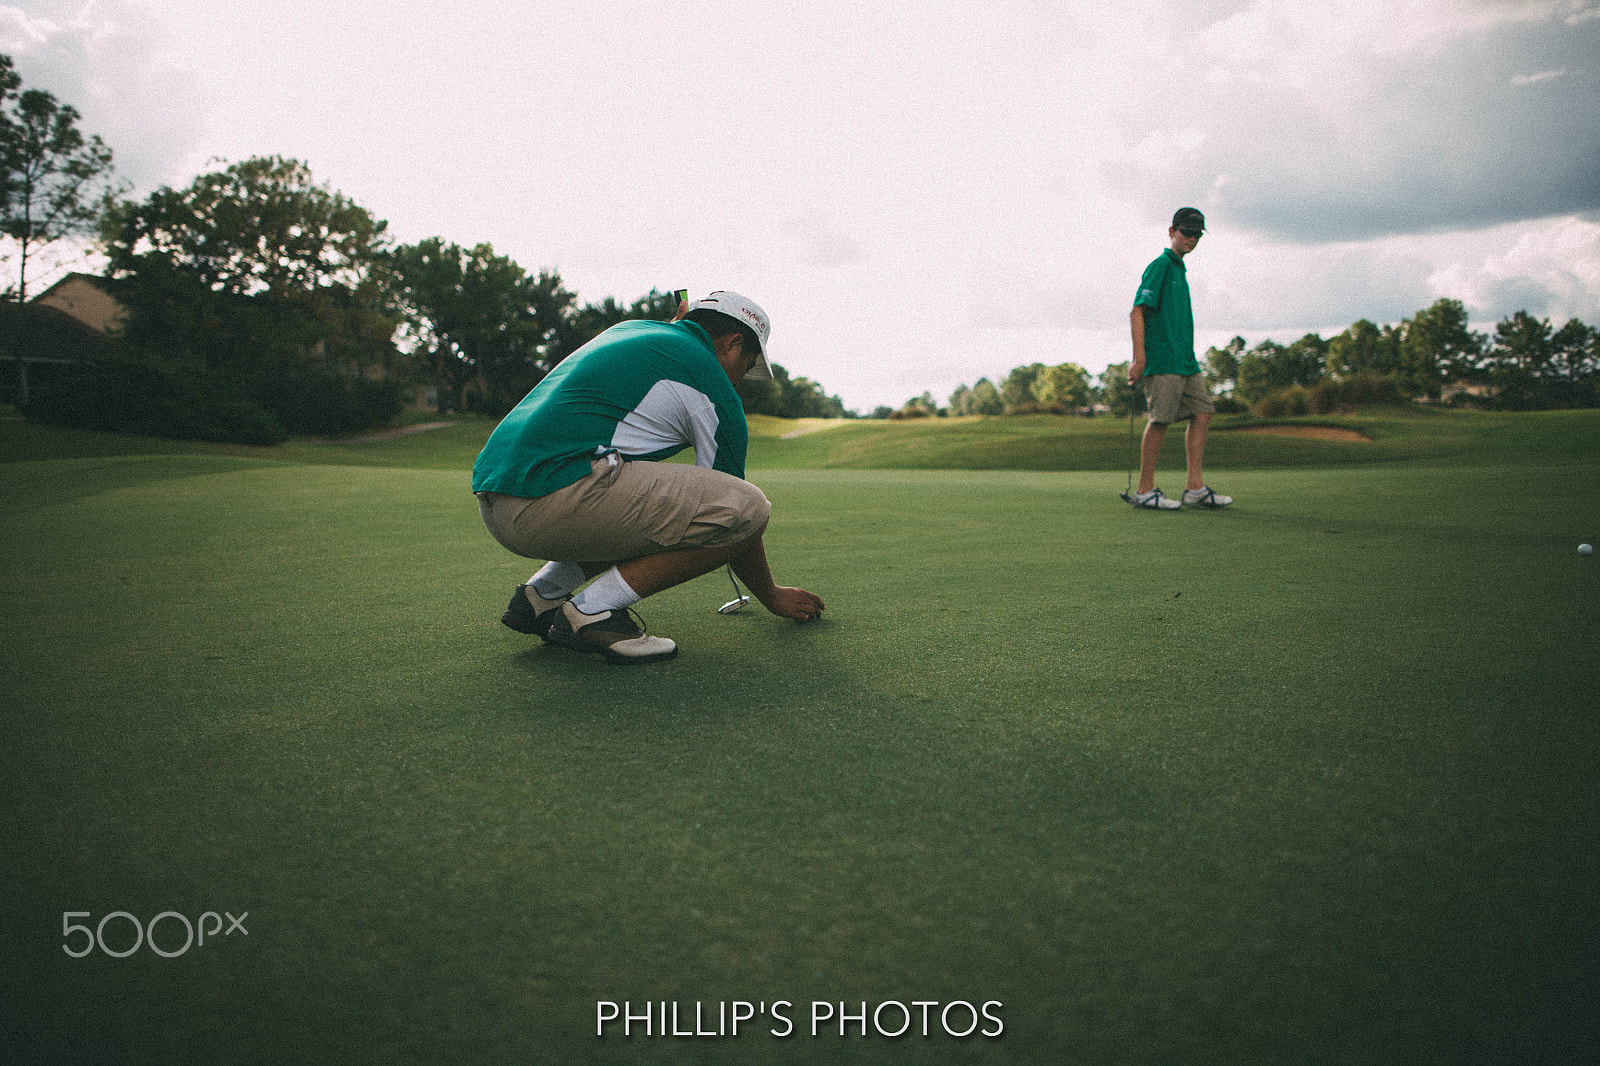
top-left (764, 586), bottom-right (826, 623)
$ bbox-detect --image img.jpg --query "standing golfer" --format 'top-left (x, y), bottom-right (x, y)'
top-left (1126, 207), bottom-right (1232, 510)
top-left (472, 291), bottom-right (824, 664)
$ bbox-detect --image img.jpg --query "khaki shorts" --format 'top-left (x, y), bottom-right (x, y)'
top-left (1144, 373), bottom-right (1215, 424)
top-left (476, 455), bottom-right (771, 564)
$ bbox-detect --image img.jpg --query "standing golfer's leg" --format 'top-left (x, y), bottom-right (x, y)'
top-left (1184, 411), bottom-right (1210, 492)
top-left (1130, 374), bottom-right (1183, 508)
top-left (1131, 418), bottom-right (1180, 508)
top-left (1137, 419), bottom-right (1165, 495)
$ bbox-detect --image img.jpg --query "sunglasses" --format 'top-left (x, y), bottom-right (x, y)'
top-left (1178, 228), bottom-right (1203, 239)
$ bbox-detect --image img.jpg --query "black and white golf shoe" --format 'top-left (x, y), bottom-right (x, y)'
top-left (501, 585), bottom-right (567, 642)
top-left (546, 601), bottom-right (678, 665)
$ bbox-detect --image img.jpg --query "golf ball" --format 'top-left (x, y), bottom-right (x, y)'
top-left (1582, 543), bottom-right (1594, 556)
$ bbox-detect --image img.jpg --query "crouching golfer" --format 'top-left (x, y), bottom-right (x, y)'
top-left (472, 291), bottom-right (825, 664)
top-left (1127, 207), bottom-right (1232, 510)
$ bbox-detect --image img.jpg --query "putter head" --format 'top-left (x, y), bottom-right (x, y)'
top-left (718, 596), bottom-right (751, 614)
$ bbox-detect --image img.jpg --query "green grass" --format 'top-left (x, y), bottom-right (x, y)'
top-left (3, 410), bottom-right (1599, 1063)
top-left (10, 404), bottom-right (1599, 473)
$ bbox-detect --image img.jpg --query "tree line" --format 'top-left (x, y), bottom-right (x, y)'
top-left (2, 55), bottom-right (846, 442)
top-left (896, 298), bottom-right (1599, 421)
top-left (1192, 301), bottom-right (1599, 413)
top-left (10, 54), bottom-right (1597, 437)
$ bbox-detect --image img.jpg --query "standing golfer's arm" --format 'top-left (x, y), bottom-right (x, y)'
top-left (1129, 306), bottom-right (1147, 383)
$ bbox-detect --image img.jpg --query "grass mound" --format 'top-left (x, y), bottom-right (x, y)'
top-left (8, 404), bottom-right (1599, 473)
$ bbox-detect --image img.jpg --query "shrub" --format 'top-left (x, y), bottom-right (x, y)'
top-left (21, 358), bottom-right (287, 445)
top-left (251, 371), bottom-right (403, 436)
top-left (1257, 373), bottom-right (1409, 416)
top-left (1212, 395), bottom-right (1248, 415)
top-left (1254, 384), bottom-right (1310, 417)
top-left (1004, 401), bottom-right (1072, 416)
top-left (1325, 372), bottom-right (1407, 410)
top-left (1485, 374), bottom-right (1600, 411)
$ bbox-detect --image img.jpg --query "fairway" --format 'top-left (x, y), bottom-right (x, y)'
top-left (3, 414), bottom-right (1599, 1063)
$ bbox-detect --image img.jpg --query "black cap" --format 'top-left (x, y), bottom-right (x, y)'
top-left (1172, 207), bottom-right (1206, 233)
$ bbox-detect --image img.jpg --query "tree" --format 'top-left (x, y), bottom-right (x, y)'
top-left (968, 377), bottom-right (1003, 415)
top-left (1, 55), bottom-right (120, 303)
top-left (947, 382), bottom-right (971, 415)
top-left (891, 391), bottom-right (939, 418)
top-left (1234, 343), bottom-right (1279, 404)
top-left (778, 371), bottom-right (848, 418)
top-left (1204, 336), bottom-right (1246, 395)
top-left (557, 288), bottom-right (679, 361)
top-left (0, 55), bottom-right (18, 225)
top-left (1476, 311), bottom-right (1600, 409)
top-left (1034, 362), bottom-right (1092, 410)
top-left (1283, 333), bottom-right (1328, 384)
top-left (1549, 319), bottom-right (1596, 381)
top-left (1490, 311), bottom-right (1554, 376)
top-left (1400, 298), bottom-right (1482, 396)
top-left (391, 238), bottom-right (576, 414)
top-left (1327, 319), bottom-right (1401, 379)
top-left (1098, 362), bottom-right (1144, 416)
top-left (1481, 310), bottom-right (1556, 409)
top-left (100, 156), bottom-right (401, 433)
top-left (1235, 337), bottom-right (1324, 403)
top-left (947, 378), bottom-right (1004, 416)
top-left (1000, 363), bottom-right (1045, 411)
top-left (738, 362), bottom-right (848, 419)
top-left (103, 156), bottom-right (387, 301)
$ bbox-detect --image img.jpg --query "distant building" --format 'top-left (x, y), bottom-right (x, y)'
top-left (31, 273), bottom-right (129, 334)
top-left (0, 299), bottom-right (119, 404)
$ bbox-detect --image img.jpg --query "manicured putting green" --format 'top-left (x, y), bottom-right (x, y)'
top-left (2, 415), bottom-right (1597, 1063)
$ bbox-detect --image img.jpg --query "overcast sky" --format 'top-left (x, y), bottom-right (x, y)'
top-left (5, 0), bottom-right (1598, 411)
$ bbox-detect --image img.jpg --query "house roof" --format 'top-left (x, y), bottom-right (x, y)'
top-left (30, 272), bottom-right (118, 302)
top-left (0, 299), bottom-right (121, 362)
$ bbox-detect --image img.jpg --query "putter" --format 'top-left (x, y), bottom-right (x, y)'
top-left (1120, 392), bottom-right (1138, 503)
top-left (718, 564), bottom-right (750, 614)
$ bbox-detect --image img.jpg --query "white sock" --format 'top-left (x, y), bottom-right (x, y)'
top-left (570, 566), bottom-right (641, 616)
top-left (528, 561), bottom-right (585, 600)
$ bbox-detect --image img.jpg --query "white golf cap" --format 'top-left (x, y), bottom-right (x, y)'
top-left (688, 291), bottom-right (772, 379)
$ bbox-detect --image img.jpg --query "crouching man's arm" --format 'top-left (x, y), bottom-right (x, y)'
top-left (732, 531), bottom-right (825, 623)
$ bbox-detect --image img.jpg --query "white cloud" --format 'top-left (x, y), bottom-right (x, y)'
top-left (1, 1), bottom-right (207, 191)
top-left (5, 0), bottom-right (1597, 410)
top-left (1108, 0), bottom-right (1600, 242)
top-left (1428, 216), bottom-right (1600, 324)
top-left (0, 5), bottom-right (54, 47)
top-left (1509, 67), bottom-right (1568, 83)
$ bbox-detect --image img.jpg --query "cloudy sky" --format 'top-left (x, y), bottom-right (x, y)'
top-left (4, 0), bottom-right (1598, 411)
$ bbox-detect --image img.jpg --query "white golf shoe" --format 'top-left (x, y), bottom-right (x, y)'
top-left (1130, 488), bottom-right (1182, 510)
top-left (1182, 486), bottom-right (1233, 508)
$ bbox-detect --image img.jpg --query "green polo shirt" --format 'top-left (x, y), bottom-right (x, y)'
top-left (1134, 248), bottom-right (1199, 376)
top-left (472, 319), bottom-right (748, 499)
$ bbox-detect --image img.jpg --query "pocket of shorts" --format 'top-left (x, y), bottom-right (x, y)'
top-left (618, 473), bottom-right (702, 549)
